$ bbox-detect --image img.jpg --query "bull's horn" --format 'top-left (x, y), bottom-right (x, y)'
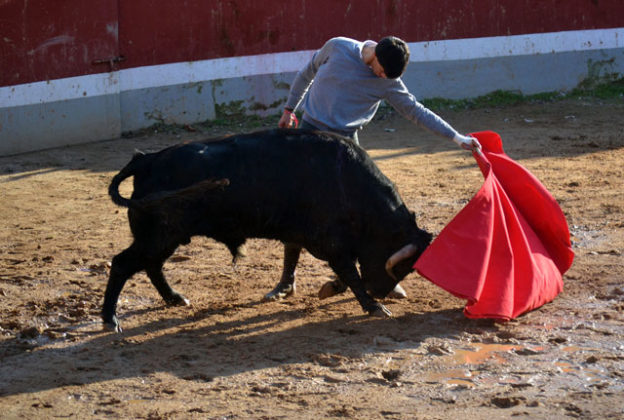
top-left (385, 244), bottom-right (419, 280)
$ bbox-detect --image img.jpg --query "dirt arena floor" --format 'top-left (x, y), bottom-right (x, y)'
top-left (1, 98), bottom-right (623, 419)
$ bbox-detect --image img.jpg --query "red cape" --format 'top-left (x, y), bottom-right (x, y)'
top-left (414, 131), bottom-right (574, 320)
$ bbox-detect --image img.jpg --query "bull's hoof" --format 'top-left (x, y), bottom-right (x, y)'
top-left (165, 293), bottom-right (190, 307)
top-left (318, 281), bottom-right (338, 299)
top-left (102, 316), bottom-right (122, 333)
top-left (386, 284), bottom-right (407, 299)
top-left (318, 279), bottom-right (348, 299)
top-left (232, 245), bottom-right (248, 265)
top-left (369, 303), bottom-right (392, 318)
top-left (263, 282), bottom-right (295, 301)
top-left (236, 244), bottom-right (248, 258)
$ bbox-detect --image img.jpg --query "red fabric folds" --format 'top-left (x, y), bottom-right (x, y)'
top-left (414, 131), bottom-right (574, 320)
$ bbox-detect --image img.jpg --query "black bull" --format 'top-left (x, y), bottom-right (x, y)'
top-left (103, 128), bottom-right (432, 331)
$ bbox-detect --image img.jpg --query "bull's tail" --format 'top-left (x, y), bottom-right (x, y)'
top-left (109, 153), bottom-right (230, 211)
top-left (109, 151), bottom-right (146, 208)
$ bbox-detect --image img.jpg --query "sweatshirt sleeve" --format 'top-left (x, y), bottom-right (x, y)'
top-left (385, 80), bottom-right (460, 141)
top-left (285, 39), bottom-right (334, 111)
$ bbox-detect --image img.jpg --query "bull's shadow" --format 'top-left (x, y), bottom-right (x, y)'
top-left (0, 299), bottom-right (491, 397)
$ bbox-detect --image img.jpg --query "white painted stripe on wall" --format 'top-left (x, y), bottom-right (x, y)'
top-left (409, 27), bottom-right (624, 62)
top-left (119, 50), bottom-right (314, 92)
top-left (2, 28), bottom-right (623, 108)
top-left (0, 50), bottom-right (315, 109)
top-left (1, 72), bottom-right (121, 109)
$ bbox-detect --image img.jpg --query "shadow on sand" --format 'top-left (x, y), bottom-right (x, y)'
top-left (0, 298), bottom-right (492, 397)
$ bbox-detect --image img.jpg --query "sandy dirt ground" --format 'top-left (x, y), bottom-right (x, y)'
top-left (1, 99), bottom-right (623, 419)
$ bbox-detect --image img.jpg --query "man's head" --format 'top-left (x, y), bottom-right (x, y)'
top-left (375, 36), bottom-right (410, 79)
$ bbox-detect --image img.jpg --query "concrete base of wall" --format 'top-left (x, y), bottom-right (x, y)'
top-left (0, 95), bottom-right (121, 156)
top-left (120, 81), bottom-right (216, 133)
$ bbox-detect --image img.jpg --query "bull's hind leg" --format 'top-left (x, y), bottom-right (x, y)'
top-left (145, 258), bottom-right (189, 307)
top-left (263, 243), bottom-right (300, 301)
top-left (102, 243), bottom-right (145, 332)
top-left (328, 258), bottom-right (392, 318)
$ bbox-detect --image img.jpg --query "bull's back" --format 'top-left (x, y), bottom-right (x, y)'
top-left (130, 129), bottom-right (404, 236)
top-left (134, 130), bottom-right (370, 195)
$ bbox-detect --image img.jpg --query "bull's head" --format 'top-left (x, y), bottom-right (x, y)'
top-left (359, 222), bottom-right (432, 298)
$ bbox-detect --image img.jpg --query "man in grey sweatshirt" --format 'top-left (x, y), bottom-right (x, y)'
top-left (266, 36), bottom-right (480, 302)
top-left (279, 36), bottom-right (480, 149)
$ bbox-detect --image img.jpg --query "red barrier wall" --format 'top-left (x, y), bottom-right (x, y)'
top-left (2, 0), bottom-right (623, 87)
top-left (0, 1), bottom-right (118, 87)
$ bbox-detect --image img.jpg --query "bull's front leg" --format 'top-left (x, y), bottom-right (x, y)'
top-left (327, 258), bottom-right (392, 317)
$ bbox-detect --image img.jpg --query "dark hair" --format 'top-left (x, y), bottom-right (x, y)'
top-left (375, 36), bottom-right (410, 79)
